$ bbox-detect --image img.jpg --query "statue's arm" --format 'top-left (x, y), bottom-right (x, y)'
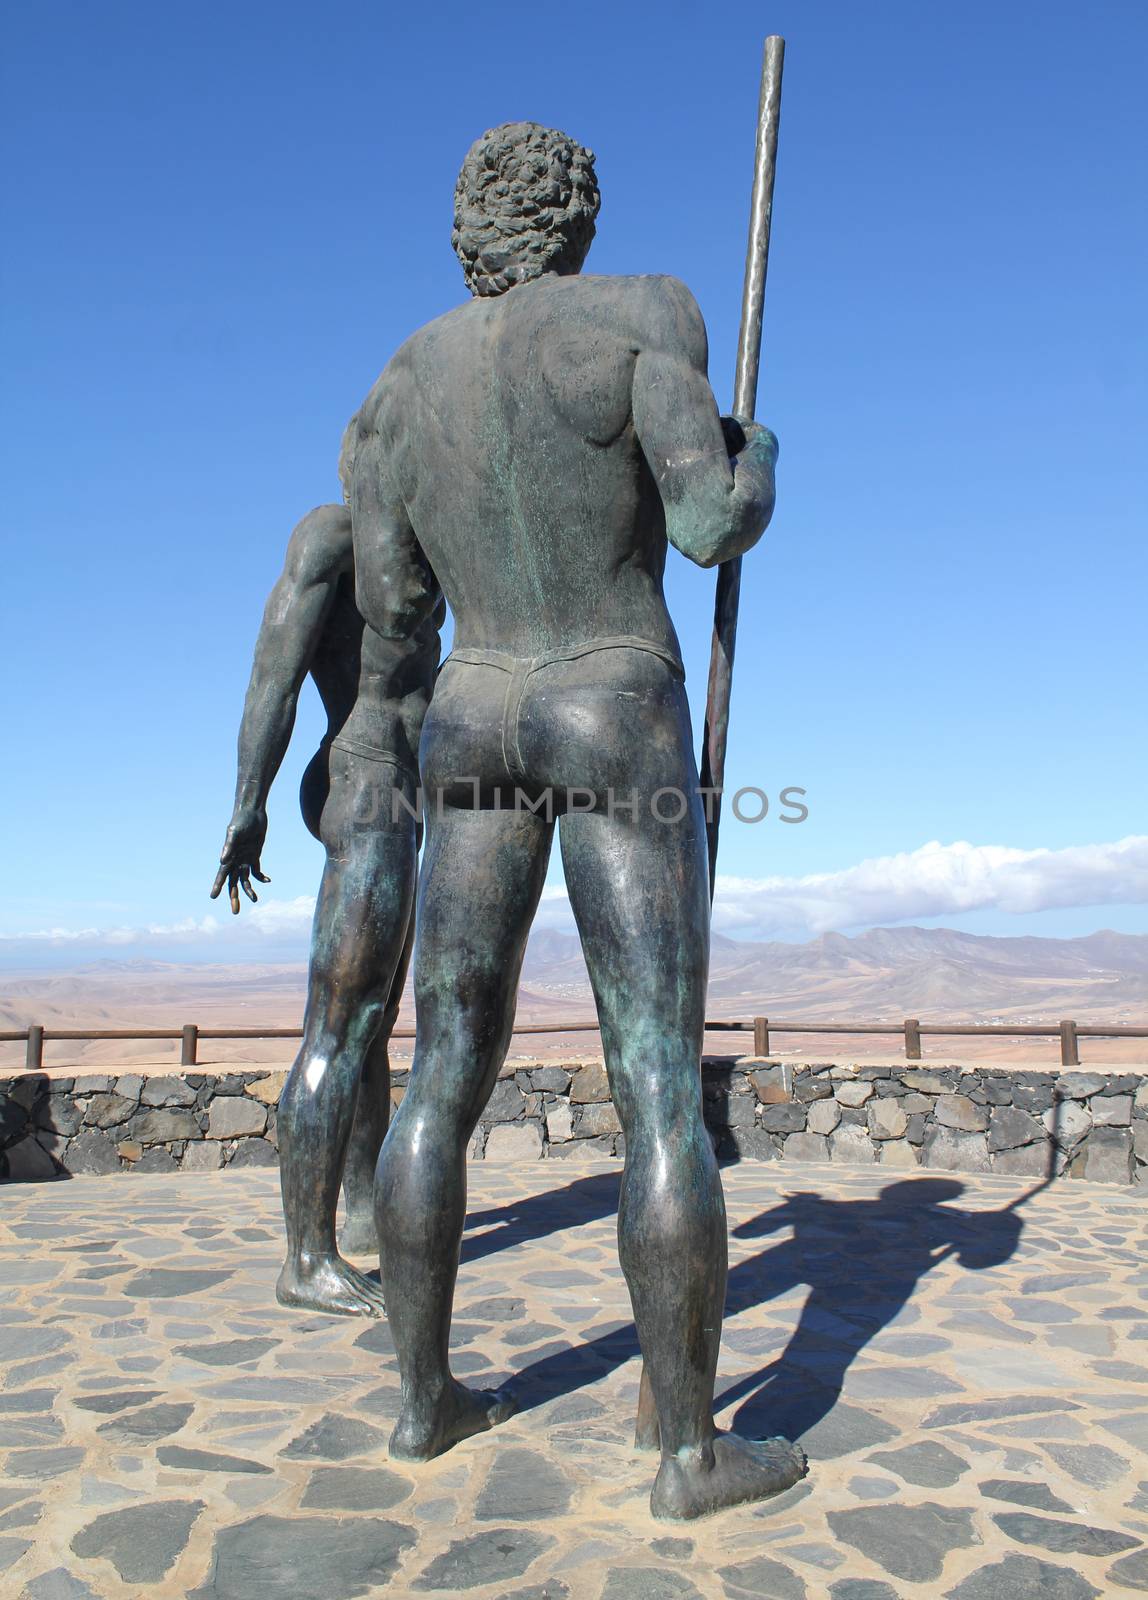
top-left (349, 427), bottom-right (440, 639)
top-left (211, 505), bottom-right (349, 913)
top-left (631, 278), bottom-right (778, 569)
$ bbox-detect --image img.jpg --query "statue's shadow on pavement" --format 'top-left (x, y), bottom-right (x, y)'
top-left (465, 1172), bottom-right (1024, 1453)
top-left (461, 1172), bottom-right (623, 1264)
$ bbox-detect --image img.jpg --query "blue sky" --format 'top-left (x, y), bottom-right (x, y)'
top-left (2, 0), bottom-right (1145, 964)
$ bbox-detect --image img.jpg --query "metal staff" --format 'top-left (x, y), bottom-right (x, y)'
top-left (633, 45), bottom-right (788, 1455)
top-left (700, 35), bottom-right (785, 897)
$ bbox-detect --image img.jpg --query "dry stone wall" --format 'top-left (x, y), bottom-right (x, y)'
top-left (2, 1058), bottom-right (1146, 1185)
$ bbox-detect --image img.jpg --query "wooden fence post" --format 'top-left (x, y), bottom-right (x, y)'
top-left (26, 1025), bottom-right (44, 1071)
top-left (180, 1024), bottom-right (199, 1067)
top-left (1059, 1019), bottom-right (1079, 1068)
top-left (904, 1018), bottom-right (922, 1061)
top-left (753, 1016), bottom-right (770, 1057)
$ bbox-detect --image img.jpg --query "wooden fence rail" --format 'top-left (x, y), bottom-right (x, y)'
top-left (3, 1018), bottom-right (1147, 1071)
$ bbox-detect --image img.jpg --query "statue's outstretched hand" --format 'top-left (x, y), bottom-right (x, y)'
top-left (210, 807), bottom-right (270, 914)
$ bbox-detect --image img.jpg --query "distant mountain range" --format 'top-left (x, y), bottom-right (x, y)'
top-left (5, 926), bottom-right (1143, 1032)
top-left (520, 925), bottom-right (1148, 1023)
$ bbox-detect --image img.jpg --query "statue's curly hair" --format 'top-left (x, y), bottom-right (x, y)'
top-left (452, 122), bottom-right (600, 297)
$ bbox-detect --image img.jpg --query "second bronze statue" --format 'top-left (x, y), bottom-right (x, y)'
top-left (213, 474), bottom-right (441, 1317)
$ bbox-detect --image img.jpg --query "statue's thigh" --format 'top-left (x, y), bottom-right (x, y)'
top-left (310, 810), bottom-right (417, 1000)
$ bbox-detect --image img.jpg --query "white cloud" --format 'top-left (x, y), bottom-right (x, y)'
top-left (3, 914), bottom-right (223, 948)
top-left (240, 896), bottom-right (317, 935)
top-left (2, 836), bottom-right (1145, 956)
top-left (0, 899), bottom-right (315, 953)
top-left (711, 835), bottom-right (1148, 937)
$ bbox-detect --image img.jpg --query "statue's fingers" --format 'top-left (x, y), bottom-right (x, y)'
top-left (240, 871), bottom-right (258, 904)
top-left (210, 865), bottom-right (228, 898)
top-left (229, 876), bottom-right (241, 915)
top-left (252, 867), bottom-right (271, 883)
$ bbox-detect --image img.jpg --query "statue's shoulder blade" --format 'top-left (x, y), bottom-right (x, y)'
top-left (532, 275), bottom-right (706, 442)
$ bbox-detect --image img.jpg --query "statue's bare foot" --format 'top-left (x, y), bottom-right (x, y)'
top-left (338, 1213), bottom-right (380, 1258)
top-left (389, 1379), bottom-right (517, 1462)
top-left (650, 1433), bottom-right (807, 1522)
top-left (275, 1252), bottom-right (386, 1317)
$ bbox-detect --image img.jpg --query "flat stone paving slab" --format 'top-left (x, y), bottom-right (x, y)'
top-left (1, 1161), bottom-right (1147, 1598)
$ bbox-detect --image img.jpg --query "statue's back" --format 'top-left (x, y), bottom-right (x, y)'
top-left (371, 273), bottom-right (683, 658)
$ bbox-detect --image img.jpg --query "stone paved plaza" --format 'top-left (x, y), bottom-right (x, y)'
top-left (1, 1159), bottom-right (1147, 1598)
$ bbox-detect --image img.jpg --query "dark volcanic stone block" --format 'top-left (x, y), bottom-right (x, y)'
top-left (157, 1445), bottom-right (270, 1474)
top-left (0, 1389), bottom-right (56, 1414)
top-left (476, 1447), bottom-right (572, 1522)
top-left (458, 1296), bottom-right (525, 1322)
top-left (300, 1465), bottom-right (413, 1510)
top-left (991, 1511), bottom-right (1138, 1556)
top-left (978, 1479), bottom-right (1074, 1513)
top-left (123, 1108), bottom-right (199, 1144)
top-left (761, 1103), bottom-right (807, 1134)
top-left (282, 1412), bottom-right (390, 1461)
top-left (413, 1527), bottom-right (554, 1591)
top-left (125, 1267), bottom-right (233, 1298)
top-left (71, 1500), bottom-right (203, 1583)
top-left (599, 1570), bottom-right (704, 1600)
top-left (0, 1092), bottom-right (28, 1144)
top-left (982, 1080), bottom-right (1014, 1105)
top-left (140, 1076), bottom-right (197, 1107)
top-left (83, 1092), bottom-right (136, 1129)
top-left (97, 1402), bottom-right (194, 1440)
top-left (1044, 1442), bottom-right (1130, 1489)
top-left (794, 1073), bottom-right (834, 1102)
top-left (8, 1447), bottom-right (86, 1478)
top-left (174, 1337), bottom-right (279, 1366)
top-left (190, 1513), bottom-right (415, 1599)
top-left (37, 1095), bottom-right (82, 1136)
top-left (866, 1440), bottom-right (968, 1487)
top-left (212, 1074), bottom-right (251, 1095)
top-left (945, 1554), bottom-right (1100, 1599)
top-left (484, 1080), bottom-right (526, 1122)
top-left (992, 1144), bottom-right (1049, 1177)
top-left (721, 1127), bottom-right (779, 1162)
top-left (987, 1106), bottom-right (1044, 1152)
top-left (133, 1147), bottom-right (178, 1173)
top-left (228, 1137), bottom-right (279, 1168)
top-left (74, 1390), bottom-right (163, 1414)
top-left (1106, 1550), bottom-right (1148, 1592)
top-left (3, 1137), bottom-right (58, 1181)
top-left (1055, 1072), bottom-right (1107, 1098)
top-left (827, 1503), bottom-right (980, 1582)
top-left (924, 1395), bottom-right (1079, 1427)
top-left (1076, 1127), bottom-right (1134, 1184)
top-left (20, 1567), bottom-right (101, 1599)
top-left (921, 1127), bottom-right (990, 1172)
top-left (529, 1066), bottom-right (570, 1093)
top-left (66, 1130), bottom-right (121, 1175)
top-left (720, 1556), bottom-right (806, 1597)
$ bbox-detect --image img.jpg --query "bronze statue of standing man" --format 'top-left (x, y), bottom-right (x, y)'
top-left (349, 122), bottom-right (806, 1520)
top-left (213, 452), bottom-right (440, 1316)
